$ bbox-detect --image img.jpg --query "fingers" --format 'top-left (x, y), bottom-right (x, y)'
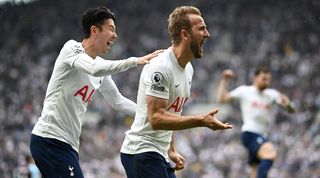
top-left (149, 49), bottom-right (164, 58)
top-left (153, 49), bottom-right (165, 54)
top-left (173, 156), bottom-right (185, 170)
top-left (222, 122), bottom-right (233, 129)
top-left (138, 49), bottom-right (165, 65)
top-left (214, 120), bottom-right (233, 130)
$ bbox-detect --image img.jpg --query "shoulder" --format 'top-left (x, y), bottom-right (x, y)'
top-left (230, 85), bottom-right (250, 96)
top-left (264, 88), bottom-right (280, 97)
top-left (60, 39), bottom-right (84, 56)
top-left (186, 63), bottom-right (194, 74)
top-left (143, 49), bottom-right (172, 76)
top-left (237, 85), bottom-right (251, 91)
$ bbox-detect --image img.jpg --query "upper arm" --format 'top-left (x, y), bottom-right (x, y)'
top-left (221, 93), bottom-right (233, 103)
top-left (143, 62), bottom-right (171, 124)
top-left (146, 95), bottom-right (169, 123)
top-left (60, 40), bottom-right (87, 67)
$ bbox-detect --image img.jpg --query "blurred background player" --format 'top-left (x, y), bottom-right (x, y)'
top-left (25, 155), bottom-right (41, 178)
top-left (217, 68), bottom-right (295, 178)
top-left (29, 6), bottom-right (162, 178)
top-left (120, 6), bottom-right (232, 178)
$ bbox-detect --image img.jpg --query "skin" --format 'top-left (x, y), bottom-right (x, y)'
top-left (147, 13), bottom-right (232, 170)
top-left (217, 69), bottom-right (295, 178)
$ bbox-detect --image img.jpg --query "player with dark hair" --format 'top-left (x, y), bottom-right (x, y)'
top-left (29, 6), bottom-right (161, 178)
top-left (120, 6), bottom-right (232, 178)
top-left (217, 68), bottom-right (295, 178)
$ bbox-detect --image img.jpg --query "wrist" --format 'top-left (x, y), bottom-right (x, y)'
top-left (198, 115), bottom-right (206, 127)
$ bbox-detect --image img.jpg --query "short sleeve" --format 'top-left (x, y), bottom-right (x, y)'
top-left (144, 63), bottom-right (171, 99)
top-left (229, 85), bottom-right (246, 101)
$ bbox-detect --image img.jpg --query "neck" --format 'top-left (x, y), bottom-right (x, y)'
top-left (172, 43), bottom-right (193, 68)
top-left (254, 84), bottom-right (264, 92)
top-left (82, 38), bottom-right (98, 59)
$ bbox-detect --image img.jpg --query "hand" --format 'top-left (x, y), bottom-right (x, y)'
top-left (202, 109), bottom-right (233, 130)
top-left (222, 69), bottom-right (234, 80)
top-left (280, 94), bottom-right (290, 107)
top-left (137, 49), bottom-right (164, 65)
top-left (280, 94), bottom-right (295, 113)
top-left (168, 151), bottom-right (185, 170)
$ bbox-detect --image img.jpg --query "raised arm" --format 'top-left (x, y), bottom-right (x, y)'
top-left (147, 95), bottom-right (232, 131)
top-left (217, 69), bottom-right (234, 103)
top-left (73, 50), bottom-right (163, 77)
top-left (99, 76), bottom-right (136, 116)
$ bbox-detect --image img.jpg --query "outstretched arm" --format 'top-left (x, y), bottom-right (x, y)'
top-left (147, 95), bottom-right (232, 131)
top-left (217, 69), bottom-right (234, 103)
top-left (73, 50), bottom-right (163, 77)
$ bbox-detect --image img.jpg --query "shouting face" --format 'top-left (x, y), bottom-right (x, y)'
top-left (188, 14), bottom-right (210, 58)
top-left (93, 18), bottom-right (117, 55)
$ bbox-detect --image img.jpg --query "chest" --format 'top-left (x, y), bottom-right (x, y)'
top-left (167, 70), bottom-right (192, 113)
top-left (243, 92), bottom-right (275, 110)
top-left (171, 71), bottom-right (191, 98)
top-left (71, 72), bottom-right (103, 103)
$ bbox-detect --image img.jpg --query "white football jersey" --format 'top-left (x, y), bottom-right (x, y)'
top-left (229, 85), bottom-right (281, 137)
top-left (121, 47), bottom-right (193, 160)
top-left (32, 40), bottom-right (137, 152)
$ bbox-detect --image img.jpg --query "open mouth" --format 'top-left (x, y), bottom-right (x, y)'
top-left (201, 39), bottom-right (207, 46)
top-left (107, 41), bottom-right (114, 47)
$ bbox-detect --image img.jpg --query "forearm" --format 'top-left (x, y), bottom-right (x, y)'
top-left (150, 109), bottom-right (203, 130)
top-left (217, 78), bottom-right (229, 103)
top-left (113, 97), bottom-right (137, 116)
top-left (168, 132), bottom-right (176, 153)
top-left (285, 101), bottom-right (296, 113)
top-left (73, 54), bottom-right (139, 77)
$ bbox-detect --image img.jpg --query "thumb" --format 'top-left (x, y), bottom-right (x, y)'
top-left (208, 109), bottom-right (219, 116)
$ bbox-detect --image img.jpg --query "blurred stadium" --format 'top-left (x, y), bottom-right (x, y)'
top-left (1, 0), bottom-right (319, 177)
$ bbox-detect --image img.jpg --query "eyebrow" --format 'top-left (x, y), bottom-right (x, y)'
top-left (110, 24), bottom-right (116, 30)
top-left (198, 24), bottom-right (207, 30)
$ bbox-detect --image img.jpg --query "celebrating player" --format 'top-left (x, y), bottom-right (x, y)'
top-left (29, 6), bottom-right (162, 178)
top-left (217, 68), bottom-right (295, 178)
top-left (120, 6), bottom-right (232, 178)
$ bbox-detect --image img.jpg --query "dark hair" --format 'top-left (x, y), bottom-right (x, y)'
top-left (254, 67), bottom-right (270, 76)
top-left (81, 6), bottom-right (115, 38)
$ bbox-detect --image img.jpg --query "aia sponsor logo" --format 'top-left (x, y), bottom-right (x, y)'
top-left (74, 85), bottom-right (95, 103)
top-left (168, 97), bottom-right (188, 112)
top-left (252, 101), bottom-right (270, 110)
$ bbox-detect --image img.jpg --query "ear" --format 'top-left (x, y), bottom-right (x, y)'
top-left (181, 29), bottom-right (190, 40)
top-left (90, 25), bottom-right (98, 37)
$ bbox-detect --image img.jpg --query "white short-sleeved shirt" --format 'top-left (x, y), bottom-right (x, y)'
top-left (32, 40), bottom-right (137, 152)
top-left (229, 85), bottom-right (282, 137)
top-left (121, 47), bottom-right (193, 160)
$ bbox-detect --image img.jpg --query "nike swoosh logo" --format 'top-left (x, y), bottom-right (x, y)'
top-left (175, 84), bottom-right (180, 88)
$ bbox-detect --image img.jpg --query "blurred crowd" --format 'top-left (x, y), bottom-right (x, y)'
top-left (1, 0), bottom-right (319, 177)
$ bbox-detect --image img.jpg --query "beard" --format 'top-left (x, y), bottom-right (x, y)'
top-left (189, 35), bottom-right (203, 58)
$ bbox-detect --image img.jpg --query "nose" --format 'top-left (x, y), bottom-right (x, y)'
top-left (205, 29), bottom-right (211, 38)
top-left (114, 32), bottom-right (118, 39)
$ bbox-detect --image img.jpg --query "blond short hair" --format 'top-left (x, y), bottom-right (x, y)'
top-left (168, 6), bottom-right (201, 44)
